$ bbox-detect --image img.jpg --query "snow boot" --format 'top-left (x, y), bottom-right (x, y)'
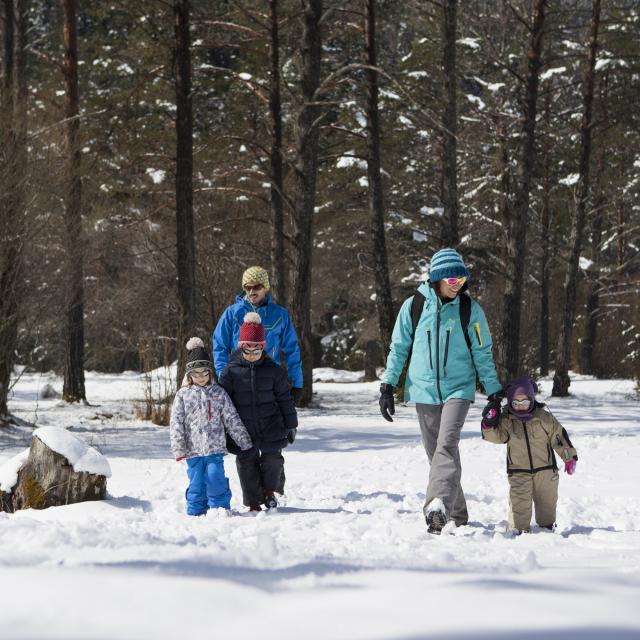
top-left (264, 491), bottom-right (278, 510)
top-left (426, 509), bottom-right (447, 535)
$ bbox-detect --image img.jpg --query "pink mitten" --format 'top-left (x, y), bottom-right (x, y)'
top-left (481, 408), bottom-right (498, 430)
top-left (564, 459), bottom-right (576, 475)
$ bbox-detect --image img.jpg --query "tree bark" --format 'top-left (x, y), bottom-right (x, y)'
top-left (173, 0), bottom-right (196, 387)
top-left (553, 0), bottom-right (600, 396)
top-left (0, 0), bottom-right (17, 418)
top-left (268, 0), bottom-right (287, 306)
top-left (61, 0), bottom-right (86, 403)
top-left (441, 0), bottom-right (458, 247)
top-left (539, 82), bottom-right (551, 377)
top-left (290, 0), bottom-right (323, 407)
top-left (364, 0), bottom-right (394, 354)
top-left (500, 0), bottom-right (546, 380)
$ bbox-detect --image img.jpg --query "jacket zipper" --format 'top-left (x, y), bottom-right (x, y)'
top-left (443, 329), bottom-right (451, 377)
top-left (207, 399), bottom-right (212, 422)
top-left (523, 422), bottom-right (534, 471)
top-left (435, 304), bottom-right (443, 403)
top-left (427, 330), bottom-right (433, 369)
top-left (250, 364), bottom-right (259, 433)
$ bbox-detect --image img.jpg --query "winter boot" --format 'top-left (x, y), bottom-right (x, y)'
top-left (249, 505), bottom-right (262, 513)
top-left (264, 491), bottom-right (278, 510)
top-left (426, 509), bottom-right (447, 535)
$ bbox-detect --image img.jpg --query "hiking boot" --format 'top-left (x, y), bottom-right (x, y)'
top-left (426, 509), bottom-right (447, 535)
top-left (264, 492), bottom-right (278, 510)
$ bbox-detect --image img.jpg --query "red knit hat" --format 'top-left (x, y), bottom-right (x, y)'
top-left (238, 312), bottom-right (266, 347)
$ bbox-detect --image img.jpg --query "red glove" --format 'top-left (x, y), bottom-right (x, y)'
top-left (176, 456), bottom-right (186, 462)
top-left (564, 459), bottom-right (576, 475)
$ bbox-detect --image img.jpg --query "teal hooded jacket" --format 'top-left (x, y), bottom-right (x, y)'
top-left (383, 282), bottom-right (501, 404)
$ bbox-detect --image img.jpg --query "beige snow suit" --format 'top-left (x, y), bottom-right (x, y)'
top-left (482, 406), bottom-right (577, 532)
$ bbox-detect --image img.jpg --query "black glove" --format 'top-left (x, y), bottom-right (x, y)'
top-left (286, 428), bottom-right (297, 444)
top-left (237, 446), bottom-right (256, 461)
top-left (291, 387), bottom-right (303, 405)
top-left (482, 391), bottom-right (503, 428)
top-left (379, 383), bottom-right (395, 422)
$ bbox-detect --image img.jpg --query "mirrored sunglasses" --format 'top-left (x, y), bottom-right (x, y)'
top-left (243, 284), bottom-right (264, 292)
top-left (444, 276), bottom-right (466, 286)
top-left (511, 398), bottom-right (531, 409)
top-left (190, 369), bottom-right (210, 378)
top-left (242, 348), bottom-right (263, 356)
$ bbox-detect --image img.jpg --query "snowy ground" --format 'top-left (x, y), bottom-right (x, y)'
top-left (1, 371), bottom-right (640, 639)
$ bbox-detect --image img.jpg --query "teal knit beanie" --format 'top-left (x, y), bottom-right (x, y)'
top-left (428, 248), bottom-right (470, 283)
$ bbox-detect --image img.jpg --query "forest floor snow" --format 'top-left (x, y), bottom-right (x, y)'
top-left (1, 371), bottom-right (639, 639)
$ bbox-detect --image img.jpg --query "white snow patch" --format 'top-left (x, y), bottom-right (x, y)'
top-left (413, 231), bottom-right (427, 243)
top-left (458, 37), bottom-right (480, 49)
top-left (559, 173), bottom-right (580, 187)
top-left (336, 155), bottom-right (367, 170)
top-left (238, 72), bottom-right (253, 80)
top-left (0, 448), bottom-right (29, 492)
top-left (312, 368), bottom-right (364, 383)
top-left (145, 168), bottom-right (166, 184)
top-left (33, 427), bottom-right (112, 478)
top-left (579, 257), bottom-right (593, 271)
top-left (540, 66), bottom-right (566, 81)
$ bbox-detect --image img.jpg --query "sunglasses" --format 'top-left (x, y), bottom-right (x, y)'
top-left (190, 369), bottom-right (210, 378)
top-left (511, 398), bottom-right (531, 409)
top-left (444, 276), bottom-right (467, 286)
top-left (243, 284), bottom-right (264, 292)
top-left (242, 348), bottom-right (263, 355)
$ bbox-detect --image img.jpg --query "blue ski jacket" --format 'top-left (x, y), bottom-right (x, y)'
top-left (212, 293), bottom-right (303, 389)
top-left (383, 282), bottom-right (501, 404)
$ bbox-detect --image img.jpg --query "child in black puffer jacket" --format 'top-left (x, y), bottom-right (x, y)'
top-left (218, 312), bottom-right (298, 512)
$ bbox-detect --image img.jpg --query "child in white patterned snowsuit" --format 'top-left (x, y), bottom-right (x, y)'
top-left (170, 337), bottom-right (253, 516)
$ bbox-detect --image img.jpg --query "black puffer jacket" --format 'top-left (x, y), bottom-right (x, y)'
top-left (219, 350), bottom-right (298, 453)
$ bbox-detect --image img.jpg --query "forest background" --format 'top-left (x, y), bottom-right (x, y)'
top-left (0, 0), bottom-right (638, 415)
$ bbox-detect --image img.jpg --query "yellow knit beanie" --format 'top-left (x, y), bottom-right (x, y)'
top-left (242, 266), bottom-right (270, 291)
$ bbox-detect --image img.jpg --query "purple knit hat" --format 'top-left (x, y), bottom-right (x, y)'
top-left (505, 376), bottom-right (538, 421)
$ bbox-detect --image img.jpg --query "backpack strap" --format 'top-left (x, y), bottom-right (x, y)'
top-left (459, 292), bottom-right (472, 352)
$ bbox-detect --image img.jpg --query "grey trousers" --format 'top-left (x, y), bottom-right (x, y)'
top-left (416, 399), bottom-right (471, 525)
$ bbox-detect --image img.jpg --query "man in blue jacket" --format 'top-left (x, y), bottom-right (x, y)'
top-left (212, 266), bottom-right (303, 403)
top-left (379, 248), bottom-right (503, 534)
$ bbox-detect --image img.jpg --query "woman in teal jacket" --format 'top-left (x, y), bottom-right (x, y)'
top-left (379, 248), bottom-right (502, 534)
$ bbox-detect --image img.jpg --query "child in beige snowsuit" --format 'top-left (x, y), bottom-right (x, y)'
top-left (481, 376), bottom-right (577, 532)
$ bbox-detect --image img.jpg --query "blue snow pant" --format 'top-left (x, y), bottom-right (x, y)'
top-left (185, 454), bottom-right (231, 516)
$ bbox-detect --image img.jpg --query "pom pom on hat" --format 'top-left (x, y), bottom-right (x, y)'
top-left (186, 337), bottom-right (205, 351)
top-left (184, 337), bottom-right (212, 375)
top-left (243, 312), bottom-right (262, 325)
top-left (238, 312), bottom-right (266, 347)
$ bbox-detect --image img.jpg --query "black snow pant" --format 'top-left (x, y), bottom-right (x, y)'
top-left (236, 448), bottom-right (285, 507)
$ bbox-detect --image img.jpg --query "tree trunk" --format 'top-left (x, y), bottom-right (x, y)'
top-left (441, 0), bottom-right (458, 247)
top-left (500, 0), bottom-right (546, 380)
top-left (0, 0), bottom-right (17, 419)
top-left (268, 0), bottom-right (287, 306)
top-left (290, 0), bottom-right (323, 407)
top-left (364, 0), bottom-right (394, 354)
top-left (61, 0), bottom-right (86, 403)
top-left (539, 82), bottom-right (551, 377)
top-left (553, 0), bottom-right (600, 396)
top-left (173, 0), bottom-right (196, 387)
top-left (580, 165), bottom-right (605, 375)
